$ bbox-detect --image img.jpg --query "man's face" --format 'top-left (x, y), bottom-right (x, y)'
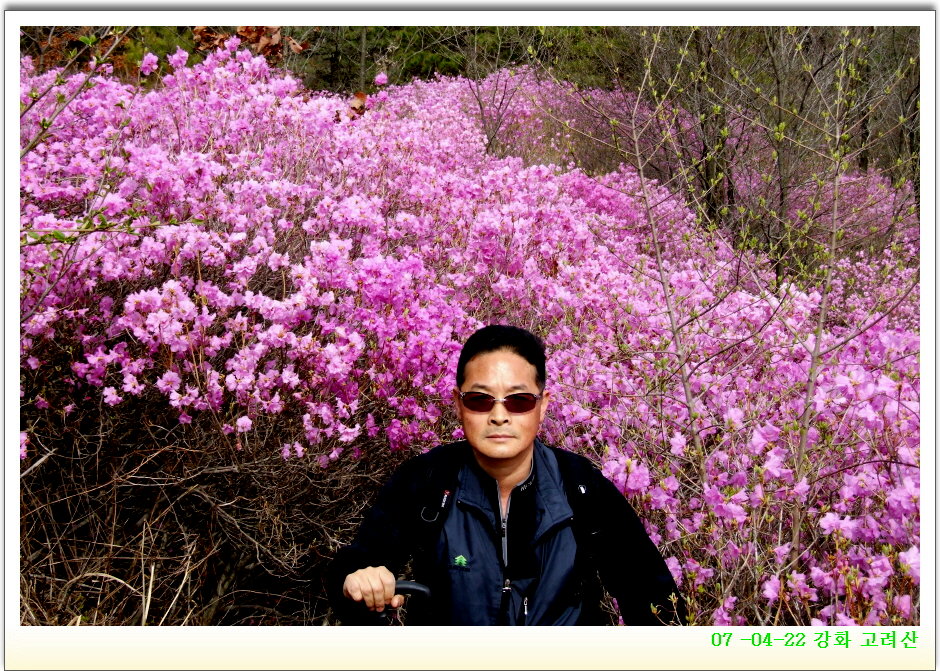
top-left (453, 349), bottom-right (549, 468)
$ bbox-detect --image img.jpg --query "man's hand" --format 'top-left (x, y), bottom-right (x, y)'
top-left (342, 566), bottom-right (404, 612)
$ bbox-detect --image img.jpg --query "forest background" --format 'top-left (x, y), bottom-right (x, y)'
top-left (16, 20), bottom-right (927, 635)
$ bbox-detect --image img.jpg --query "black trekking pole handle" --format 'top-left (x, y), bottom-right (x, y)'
top-left (373, 580), bottom-right (431, 624)
top-left (394, 580), bottom-right (431, 600)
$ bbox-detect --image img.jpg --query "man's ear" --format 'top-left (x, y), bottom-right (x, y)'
top-left (538, 390), bottom-right (550, 423)
top-left (452, 387), bottom-right (463, 420)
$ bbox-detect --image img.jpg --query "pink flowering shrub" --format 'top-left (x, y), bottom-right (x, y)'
top-left (468, 68), bottom-right (920, 335)
top-left (799, 174), bottom-right (920, 332)
top-left (20, 44), bottom-right (919, 626)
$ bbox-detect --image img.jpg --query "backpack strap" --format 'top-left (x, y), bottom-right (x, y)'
top-left (551, 446), bottom-right (603, 551)
top-left (411, 442), bottom-right (466, 557)
top-left (551, 446), bottom-right (608, 622)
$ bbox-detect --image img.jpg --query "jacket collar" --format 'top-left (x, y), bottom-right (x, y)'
top-left (530, 439), bottom-right (575, 541)
top-left (458, 439), bottom-right (573, 542)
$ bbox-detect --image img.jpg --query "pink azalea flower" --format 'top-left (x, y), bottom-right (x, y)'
top-left (834, 612), bottom-right (857, 626)
top-left (786, 573), bottom-right (818, 601)
top-left (772, 543), bottom-right (791, 565)
top-left (102, 387), bottom-right (122, 406)
top-left (761, 575), bottom-right (780, 602)
top-left (624, 460), bottom-right (651, 494)
top-left (723, 406), bottom-right (744, 429)
top-left (664, 556), bottom-right (682, 586)
top-left (898, 546), bottom-right (920, 583)
top-left (748, 423), bottom-right (780, 452)
top-left (792, 477), bottom-right (809, 500)
top-left (140, 52), bottom-right (159, 75)
top-left (819, 512), bottom-right (859, 540)
top-left (892, 594), bottom-right (912, 619)
top-left (712, 606), bottom-right (733, 626)
top-left (168, 47), bottom-right (189, 69)
top-left (100, 192), bottom-right (129, 216)
top-left (156, 371), bottom-right (182, 394)
top-left (711, 596), bottom-right (738, 625)
top-left (669, 431), bottom-right (686, 456)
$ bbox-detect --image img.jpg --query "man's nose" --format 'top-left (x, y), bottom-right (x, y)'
top-left (488, 402), bottom-right (510, 424)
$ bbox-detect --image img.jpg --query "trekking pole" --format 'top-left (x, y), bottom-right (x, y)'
top-left (376, 580), bottom-right (432, 625)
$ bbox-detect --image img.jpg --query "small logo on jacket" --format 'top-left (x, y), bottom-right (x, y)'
top-left (452, 554), bottom-right (469, 568)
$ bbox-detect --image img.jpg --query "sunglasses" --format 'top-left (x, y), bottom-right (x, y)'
top-left (458, 391), bottom-right (542, 414)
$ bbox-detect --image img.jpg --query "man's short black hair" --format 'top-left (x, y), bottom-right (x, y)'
top-left (456, 325), bottom-right (546, 391)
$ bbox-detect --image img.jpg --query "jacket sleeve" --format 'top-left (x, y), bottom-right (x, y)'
top-left (587, 467), bottom-right (687, 625)
top-left (323, 455), bottom-right (425, 624)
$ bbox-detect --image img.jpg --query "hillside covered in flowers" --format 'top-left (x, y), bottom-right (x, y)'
top-left (20, 40), bottom-right (919, 626)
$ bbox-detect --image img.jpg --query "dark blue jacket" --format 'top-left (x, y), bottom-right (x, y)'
top-left (326, 440), bottom-right (685, 625)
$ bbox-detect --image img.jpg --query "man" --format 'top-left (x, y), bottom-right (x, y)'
top-left (326, 325), bottom-right (685, 625)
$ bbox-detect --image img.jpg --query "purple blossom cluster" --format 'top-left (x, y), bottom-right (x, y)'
top-left (20, 44), bottom-right (919, 625)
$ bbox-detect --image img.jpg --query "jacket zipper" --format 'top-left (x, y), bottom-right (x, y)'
top-left (501, 485), bottom-right (513, 624)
